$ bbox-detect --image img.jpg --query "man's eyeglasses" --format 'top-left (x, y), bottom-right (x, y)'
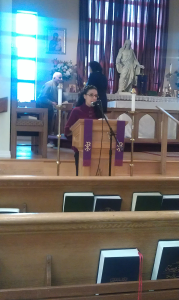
top-left (86, 93), bottom-right (99, 99)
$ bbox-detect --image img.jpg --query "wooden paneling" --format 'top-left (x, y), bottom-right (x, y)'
top-left (1, 157), bottom-right (179, 176)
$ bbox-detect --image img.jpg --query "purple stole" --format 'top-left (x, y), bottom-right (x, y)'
top-left (83, 119), bottom-right (93, 166)
top-left (114, 120), bottom-right (125, 166)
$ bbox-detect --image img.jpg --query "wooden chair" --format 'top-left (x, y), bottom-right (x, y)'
top-left (0, 97), bottom-right (8, 113)
top-left (11, 100), bottom-right (48, 158)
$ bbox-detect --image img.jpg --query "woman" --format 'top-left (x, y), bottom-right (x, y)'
top-left (87, 61), bottom-right (108, 113)
top-left (65, 85), bottom-right (99, 176)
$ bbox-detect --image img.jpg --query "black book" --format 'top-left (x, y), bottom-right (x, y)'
top-left (97, 248), bottom-right (140, 283)
top-left (151, 240), bottom-right (179, 280)
top-left (131, 192), bottom-right (162, 211)
top-left (93, 195), bottom-right (122, 212)
top-left (161, 195), bottom-right (179, 210)
top-left (63, 192), bottom-right (94, 212)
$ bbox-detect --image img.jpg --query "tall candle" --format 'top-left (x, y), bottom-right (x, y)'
top-left (131, 94), bottom-right (136, 112)
top-left (85, 56), bottom-right (87, 67)
top-left (170, 63), bottom-right (172, 74)
top-left (58, 86), bottom-right (63, 105)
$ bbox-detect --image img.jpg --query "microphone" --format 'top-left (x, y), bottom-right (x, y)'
top-left (90, 99), bottom-right (101, 107)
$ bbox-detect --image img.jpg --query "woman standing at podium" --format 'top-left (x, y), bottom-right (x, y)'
top-left (65, 85), bottom-right (99, 176)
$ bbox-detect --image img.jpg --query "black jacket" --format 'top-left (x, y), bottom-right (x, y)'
top-left (87, 72), bottom-right (108, 113)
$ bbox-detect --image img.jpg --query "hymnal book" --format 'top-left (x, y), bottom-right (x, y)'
top-left (20, 115), bottom-right (37, 120)
top-left (97, 248), bottom-right (140, 283)
top-left (161, 195), bottom-right (179, 210)
top-left (63, 192), bottom-right (94, 212)
top-left (151, 240), bottom-right (179, 280)
top-left (0, 208), bottom-right (20, 214)
top-left (93, 195), bottom-right (122, 212)
top-left (131, 192), bottom-right (162, 211)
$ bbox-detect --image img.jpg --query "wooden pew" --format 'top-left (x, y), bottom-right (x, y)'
top-left (0, 211), bottom-right (179, 299)
top-left (0, 176), bottom-right (179, 212)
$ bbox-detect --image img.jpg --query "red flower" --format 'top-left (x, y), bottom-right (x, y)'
top-left (52, 59), bottom-right (59, 66)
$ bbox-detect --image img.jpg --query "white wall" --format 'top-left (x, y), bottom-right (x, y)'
top-left (164, 0), bottom-right (179, 89)
top-left (0, 0), bottom-right (12, 158)
top-left (12, 0), bottom-right (79, 95)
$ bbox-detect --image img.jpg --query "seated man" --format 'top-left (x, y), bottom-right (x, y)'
top-left (36, 72), bottom-right (62, 147)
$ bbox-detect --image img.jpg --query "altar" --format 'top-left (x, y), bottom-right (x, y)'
top-left (107, 95), bottom-right (179, 140)
top-left (107, 94), bottom-right (179, 110)
top-left (63, 92), bottom-right (179, 110)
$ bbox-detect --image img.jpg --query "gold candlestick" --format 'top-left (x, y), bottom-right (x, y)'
top-left (56, 101), bottom-right (72, 176)
top-left (128, 111), bottom-right (136, 176)
top-left (56, 83), bottom-right (63, 176)
top-left (56, 104), bottom-right (62, 176)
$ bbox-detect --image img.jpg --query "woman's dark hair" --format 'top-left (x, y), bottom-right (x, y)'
top-left (89, 61), bottom-right (102, 73)
top-left (76, 85), bottom-right (97, 107)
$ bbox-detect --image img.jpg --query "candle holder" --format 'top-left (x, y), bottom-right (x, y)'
top-left (165, 73), bottom-right (172, 97)
top-left (128, 111), bottom-right (136, 176)
top-left (56, 104), bottom-right (63, 176)
top-left (56, 102), bottom-right (73, 176)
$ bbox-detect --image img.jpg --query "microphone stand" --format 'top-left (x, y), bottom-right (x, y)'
top-left (95, 100), bottom-right (123, 176)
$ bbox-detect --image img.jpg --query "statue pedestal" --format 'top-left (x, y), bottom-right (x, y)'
top-left (116, 92), bottom-right (131, 95)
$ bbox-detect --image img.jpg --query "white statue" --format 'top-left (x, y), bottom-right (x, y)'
top-left (116, 39), bottom-right (144, 93)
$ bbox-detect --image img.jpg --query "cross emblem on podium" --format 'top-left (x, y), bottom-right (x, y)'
top-left (85, 142), bottom-right (91, 152)
top-left (116, 142), bottom-right (124, 152)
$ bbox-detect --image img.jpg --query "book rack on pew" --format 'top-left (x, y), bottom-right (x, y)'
top-left (1, 210), bottom-right (179, 299)
top-left (1, 176), bottom-right (179, 212)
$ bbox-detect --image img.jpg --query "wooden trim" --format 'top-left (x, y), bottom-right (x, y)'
top-left (0, 279), bottom-right (179, 300)
top-left (156, 106), bottom-right (179, 125)
top-left (16, 107), bottom-right (48, 114)
top-left (1, 175), bottom-right (179, 187)
top-left (160, 113), bottom-right (168, 175)
top-left (0, 211), bottom-right (179, 233)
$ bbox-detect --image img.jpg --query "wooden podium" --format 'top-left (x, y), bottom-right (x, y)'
top-left (70, 119), bottom-right (127, 176)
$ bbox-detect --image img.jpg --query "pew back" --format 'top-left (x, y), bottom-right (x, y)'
top-left (0, 176), bottom-right (179, 212)
top-left (0, 211), bottom-right (179, 290)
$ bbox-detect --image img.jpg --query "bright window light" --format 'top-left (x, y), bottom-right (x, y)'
top-left (16, 13), bottom-right (37, 35)
top-left (17, 82), bottom-right (35, 102)
top-left (16, 36), bottom-right (36, 58)
top-left (16, 11), bottom-right (37, 102)
top-left (17, 60), bottom-right (36, 80)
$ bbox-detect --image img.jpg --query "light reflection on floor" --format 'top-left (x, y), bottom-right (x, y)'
top-left (16, 145), bottom-right (74, 160)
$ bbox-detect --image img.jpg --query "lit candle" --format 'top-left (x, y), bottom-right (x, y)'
top-left (131, 94), bottom-right (136, 112)
top-left (170, 63), bottom-right (172, 74)
top-left (85, 56), bottom-right (87, 67)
